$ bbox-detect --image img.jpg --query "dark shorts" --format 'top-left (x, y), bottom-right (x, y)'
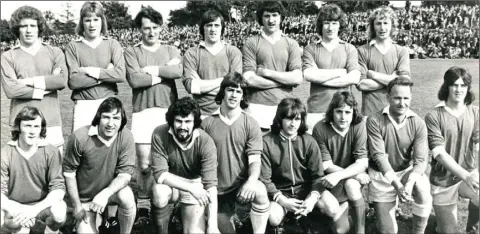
top-left (328, 180), bottom-right (349, 203)
top-left (218, 188), bottom-right (251, 222)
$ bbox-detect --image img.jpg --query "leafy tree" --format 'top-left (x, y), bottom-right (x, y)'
top-left (100, 1), bottom-right (133, 29)
top-left (56, 2), bottom-right (76, 35)
top-left (1, 19), bottom-right (15, 42)
top-left (43, 10), bottom-right (56, 36)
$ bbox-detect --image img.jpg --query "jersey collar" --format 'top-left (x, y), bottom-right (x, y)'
top-left (20, 40), bottom-right (42, 56)
top-left (7, 139), bottom-right (48, 160)
top-left (330, 122), bottom-right (349, 137)
top-left (260, 30), bottom-right (284, 45)
top-left (382, 105), bottom-right (417, 130)
top-left (168, 128), bottom-right (200, 150)
top-left (79, 36), bottom-right (106, 49)
top-left (211, 107), bottom-right (245, 126)
top-left (435, 101), bottom-right (467, 118)
top-left (88, 125), bottom-right (117, 147)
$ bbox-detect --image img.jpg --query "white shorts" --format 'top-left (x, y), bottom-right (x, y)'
top-left (132, 108), bottom-right (168, 143)
top-left (431, 181), bottom-right (464, 206)
top-left (306, 113), bottom-right (325, 134)
top-left (73, 98), bottom-right (107, 131)
top-left (247, 103), bottom-right (277, 129)
top-left (178, 178), bottom-right (203, 205)
top-left (368, 166), bottom-right (413, 203)
top-left (46, 126), bottom-right (64, 147)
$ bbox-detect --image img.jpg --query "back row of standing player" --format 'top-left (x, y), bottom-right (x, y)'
top-left (1, 1), bottom-right (477, 234)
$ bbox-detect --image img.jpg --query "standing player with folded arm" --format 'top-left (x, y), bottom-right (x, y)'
top-left (243, 1), bottom-right (303, 131)
top-left (357, 6), bottom-right (410, 116)
top-left (65, 1), bottom-right (126, 132)
top-left (1, 6), bottom-right (67, 153)
top-left (124, 6), bottom-right (183, 224)
top-left (183, 10), bottom-right (242, 119)
top-left (425, 66), bottom-right (479, 234)
top-left (303, 4), bottom-right (361, 133)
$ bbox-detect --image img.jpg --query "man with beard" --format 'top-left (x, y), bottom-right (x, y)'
top-left (242, 1), bottom-right (303, 131)
top-left (367, 77), bottom-right (432, 234)
top-left (202, 72), bottom-right (270, 233)
top-left (124, 6), bottom-right (183, 224)
top-left (150, 97), bottom-right (220, 233)
top-left (183, 10), bottom-right (242, 118)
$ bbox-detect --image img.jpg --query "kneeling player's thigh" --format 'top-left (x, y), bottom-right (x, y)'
top-left (76, 210), bottom-right (100, 234)
top-left (317, 190), bottom-right (340, 217)
top-left (37, 201), bottom-right (67, 223)
top-left (109, 186), bottom-right (136, 209)
top-left (268, 201), bottom-right (286, 227)
top-left (459, 181), bottom-right (479, 205)
top-left (344, 178), bottom-right (363, 200)
top-left (152, 184), bottom-right (178, 208)
top-left (181, 204), bottom-right (206, 233)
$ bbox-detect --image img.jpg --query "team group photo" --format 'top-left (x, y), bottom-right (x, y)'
top-left (0, 1), bottom-right (478, 234)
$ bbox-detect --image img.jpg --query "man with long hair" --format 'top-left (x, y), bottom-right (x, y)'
top-left (202, 72), bottom-right (270, 233)
top-left (425, 66), bottom-right (479, 234)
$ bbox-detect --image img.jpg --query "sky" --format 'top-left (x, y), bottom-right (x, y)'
top-left (1, 1), bottom-right (421, 21)
top-left (1, 1), bottom-right (187, 21)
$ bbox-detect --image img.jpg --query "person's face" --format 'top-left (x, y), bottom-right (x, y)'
top-left (97, 109), bottom-right (122, 141)
top-left (332, 105), bottom-right (353, 131)
top-left (322, 20), bottom-right (340, 41)
top-left (387, 85), bottom-right (412, 117)
top-left (18, 116), bottom-right (42, 147)
top-left (448, 78), bottom-right (468, 104)
top-left (141, 17), bottom-right (161, 46)
top-left (373, 17), bottom-right (392, 40)
top-left (281, 114), bottom-right (301, 137)
top-left (222, 85), bottom-right (243, 110)
top-left (262, 11), bottom-right (281, 34)
top-left (82, 12), bottom-right (102, 40)
top-left (173, 113), bottom-right (195, 142)
top-left (18, 18), bottom-right (39, 46)
top-left (204, 17), bottom-right (222, 43)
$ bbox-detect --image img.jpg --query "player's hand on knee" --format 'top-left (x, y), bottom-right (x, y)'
top-left (189, 187), bottom-right (211, 206)
top-left (321, 173), bottom-right (342, 188)
top-left (354, 172), bottom-right (370, 185)
top-left (13, 205), bottom-right (39, 227)
top-left (72, 206), bottom-right (88, 227)
top-left (296, 194), bottom-right (318, 218)
top-left (91, 190), bottom-right (111, 213)
top-left (21, 218), bottom-right (35, 228)
top-left (237, 180), bottom-right (256, 203)
top-left (465, 170), bottom-right (479, 193)
top-left (395, 184), bottom-right (413, 203)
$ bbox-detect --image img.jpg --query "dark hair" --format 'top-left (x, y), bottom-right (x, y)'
top-left (316, 4), bottom-right (347, 36)
top-left (438, 66), bottom-right (475, 105)
top-left (215, 72), bottom-right (249, 109)
top-left (387, 77), bottom-right (413, 94)
top-left (199, 10), bottom-right (225, 40)
top-left (11, 106), bottom-right (47, 141)
top-left (256, 1), bottom-right (285, 26)
top-left (324, 91), bottom-right (363, 126)
top-left (9, 6), bottom-right (47, 39)
top-left (76, 1), bottom-right (108, 36)
top-left (91, 97), bottom-right (127, 131)
top-left (134, 6), bottom-right (163, 29)
top-left (271, 98), bottom-right (308, 135)
top-left (166, 97), bottom-right (202, 129)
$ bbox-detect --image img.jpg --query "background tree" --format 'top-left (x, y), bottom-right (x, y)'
top-left (0, 19), bottom-right (15, 42)
top-left (55, 1), bottom-right (76, 35)
top-left (100, 1), bottom-right (133, 30)
top-left (43, 10), bottom-right (56, 36)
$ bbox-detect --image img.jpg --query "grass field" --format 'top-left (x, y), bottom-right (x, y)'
top-left (1, 59), bottom-right (479, 233)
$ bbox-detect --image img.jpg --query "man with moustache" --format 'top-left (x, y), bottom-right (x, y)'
top-left (243, 1), bottom-right (303, 131)
top-left (183, 10), bottom-right (242, 118)
top-left (124, 6), bottom-right (183, 224)
top-left (202, 72), bottom-right (270, 233)
top-left (150, 97), bottom-right (220, 234)
top-left (367, 77), bottom-right (432, 234)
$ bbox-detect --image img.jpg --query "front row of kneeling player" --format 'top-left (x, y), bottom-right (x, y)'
top-left (1, 67), bottom-right (478, 234)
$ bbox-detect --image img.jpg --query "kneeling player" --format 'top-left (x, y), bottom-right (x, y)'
top-left (312, 91), bottom-right (369, 234)
top-left (1, 106), bottom-right (66, 234)
top-left (63, 97), bottom-right (137, 234)
top-left (150, 97), bottom-right (219, 234)
top-left (261, 98), bottom-right (349, 234)
top-left (425, 66), bottom-right (479, 233)
top-left (202, 72), bottom-right (270, 233)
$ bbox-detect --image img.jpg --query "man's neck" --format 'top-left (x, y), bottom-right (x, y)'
top-left (83, 35), bottom-right (100, 42)
top-left (389, 110), bottom-right (406, 124)
top-left (446, 99), bottom-right (466, 112)
top-left (219, 105), bottom-right (242, 120)
top-left (321, 37), bottom-right (339, 44)
top-left (18, 140), bottom-right (36, 152)
top-left (262, 29), bottom-right (281, 38)
top-left (20, 39), bottom-right (38, 49)
top-left (374, 37), bottom-right (392, 46)
top-left (204, 40), bottom-right (223, 48)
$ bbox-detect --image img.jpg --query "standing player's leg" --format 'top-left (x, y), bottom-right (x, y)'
top-left (459, 180), bottom-right (479, 233)
top-left (151, 184), bottom-right (178, 234)
top-left (136, 143), bottom-right (154, 222)
top-left (268, 201), bottom-right (287, 227)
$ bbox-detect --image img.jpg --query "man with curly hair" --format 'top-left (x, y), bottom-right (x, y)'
top-left (1, 5), bottom-right (67, 153)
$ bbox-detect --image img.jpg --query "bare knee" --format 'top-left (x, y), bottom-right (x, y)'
top-left (152, 184), bottom-right (173, 208)
top-left (116, 187), bottom-right (136, 209)
top-left (136, 144), bottom-right (151, 172)
top-left (317, 191), bottom-right (340, 218)
top-left (268, 202), bottom-right (285, 227)
top-left (413, 175), bottom-right (432, 204)
top-left (344, 178), bottom-right (362, 200)
top-left (253, 181), bottom-right (269, 205)
top-left (49, 200), bottom-right (67, 224)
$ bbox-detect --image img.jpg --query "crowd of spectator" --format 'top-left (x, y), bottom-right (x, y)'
top-left (1, 4), bottom-right (478, 59)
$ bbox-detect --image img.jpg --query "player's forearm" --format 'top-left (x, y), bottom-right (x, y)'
top-left (103, 174), bottom-right (131, 197)
top-left (338, 160), bottom-right (368, 180)
top-left (324, 164), bottom-right (344, 174)
top-left (263, 69), bottom-right (303, 86)
top-left (436, 152), bottom-right (470, 181)
top-left (157, 64), bottom-right (183, 79)
top-left (160, 172), bottom-right (197, 192)
top-left (196, 78), bottom-right (223, 94)
top-left (322, 70), bottom-right (361, 87)
top-left (1, 194), bottom-right (18, 213)
top-left (367, 70), bottom-right (396, 86)
top-left (244, 72), bottom-right (282, 89)
top-left (65, 176), bottom-right (82, 208)
top-left (356, 78), bottom-right (384, 91)
top-left (32, 189), bottom-right (65, 213)
top-left (207, 187), bottom-right (218, 227)
top-left (247, 161), bottom-right (262, 181)
top-left (303, 68), bottom-right (346, 84)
